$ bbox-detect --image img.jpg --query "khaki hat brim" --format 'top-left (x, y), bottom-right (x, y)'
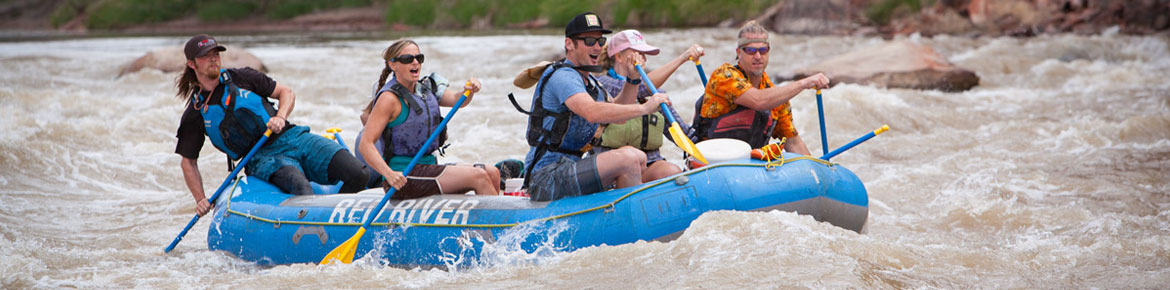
top-left (513, 61), bottom-right (553, 89)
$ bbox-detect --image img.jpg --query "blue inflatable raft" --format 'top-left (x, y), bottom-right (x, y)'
top-left (206, 155), bottom-right (868, 268)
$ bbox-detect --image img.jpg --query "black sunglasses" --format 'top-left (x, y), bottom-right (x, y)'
top-left (739, 46), bottom-right (770, 55)
top-left (573, 36), bottom-right (607, 47)
top-left (392, 54), bottom-right (425, 64)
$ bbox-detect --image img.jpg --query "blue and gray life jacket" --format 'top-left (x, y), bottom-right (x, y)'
top-left (375, 75), bottom-right (448, 164)
top-left (193, 69), bottom-right (277, 160)
top-left (507, 61), bottom-right (606, 188)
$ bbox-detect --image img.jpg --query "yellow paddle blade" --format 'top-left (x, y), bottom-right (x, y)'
top-left (320, 227), bottom-right (366, 265)
top-left (668, 123), bottom-right (707, 164)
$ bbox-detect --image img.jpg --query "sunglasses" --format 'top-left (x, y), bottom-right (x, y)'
top-left (392, 54), bottom-right (425, 64)
top-left (573, 36), bottom-right (607, 47)
top-left (739, 46), bottom-right (770, 55)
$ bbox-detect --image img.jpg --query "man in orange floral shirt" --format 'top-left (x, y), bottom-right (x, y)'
top-left (693, 20), bottom-right (830, 155)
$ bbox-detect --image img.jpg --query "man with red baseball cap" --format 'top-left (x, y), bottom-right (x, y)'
top-left (173, 34), bottom-right (368, 216)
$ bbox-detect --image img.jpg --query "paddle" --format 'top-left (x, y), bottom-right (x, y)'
top-left (815, 87), bottom-right (828, 156)
top-left (634, 63), bottom-right (708, 164)
top-left (320, 85), bottom-right (473, 265)
top-left (325, 127), bottom-right (349, 152)
top-left (691, 58), bottom-right (707, 86)
top-left (820, 125), bottom-right (889, 161)
top-left (165, 129), bottom-right (272, 253)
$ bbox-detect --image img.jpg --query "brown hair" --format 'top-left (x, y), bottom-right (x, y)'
top-left (599, 43), bottom-right (615, 70)
top-left (175, 66), bottom-right (199, 101)
top-left (366, 39), bottom-right (419, 116)
top-left (376, 39), bottom-right (419, 89)
top-left (737, 20), bottom-right (768, 40)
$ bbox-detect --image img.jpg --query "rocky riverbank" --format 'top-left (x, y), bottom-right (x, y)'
top-left (2, 0), bottom-right (1167, 38)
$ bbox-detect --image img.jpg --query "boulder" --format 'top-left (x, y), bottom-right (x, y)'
top-left (119, 45), bottom-right (266, 77)
top-left (755, 0), bottom-right (865, 35)
top-left (791, 40), bottom-right (979, 92)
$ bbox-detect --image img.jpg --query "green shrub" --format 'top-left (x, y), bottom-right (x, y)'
top-left (386, 0), bottom-right (436, 26)
top-left (540, 0), bottom-right (595, 30)
top-left (491, 0), bottom-right (543, 26)
top-left (340, 0), bottom-right (372, 8)
top-left (197, 0), bottom-right (258, 22)
top-left (85, 0), bottom-right (195, 29)
top-left (49, 0), bottom-right (88, 28)
top-left (444, 0), bottom-right (491, 27)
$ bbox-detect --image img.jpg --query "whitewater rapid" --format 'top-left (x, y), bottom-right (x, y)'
top-left (1, 30), bottom-right (1168, 288)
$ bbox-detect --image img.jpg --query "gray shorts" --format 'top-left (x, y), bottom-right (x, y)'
top-left (528, 155), bottom-right (602, 201)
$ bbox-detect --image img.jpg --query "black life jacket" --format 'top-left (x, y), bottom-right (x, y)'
top-left (691, 65), bottom-right (776, 148)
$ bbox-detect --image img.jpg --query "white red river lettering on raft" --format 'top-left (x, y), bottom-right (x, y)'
top-left (328, 199), bottom-right (480, 225)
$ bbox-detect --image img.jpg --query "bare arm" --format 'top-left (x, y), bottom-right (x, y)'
top-left (267, 82), bottom-right (295, 133)
top-left (648, 44), bottom-right (704, 88)
top-left (180, 157), bottom-right (211, 216)
top-left (734, 73), bottom-right (829, 111)
top-left (565, 92), bottom-right (666, 124)
top-left (439, 78), bottom-right (481, 107)
top-left (612, 78), bottom-right (642, 104)
top-left (360, 91), bottom-right (408, 190)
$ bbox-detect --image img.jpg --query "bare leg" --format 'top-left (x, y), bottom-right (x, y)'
top-left (436, 165), bottom-right (500, 195)
top-left (642, 160), bottom-right (682, 182)
top-left (594, 146), bottom-right (647, 189)
top-left (484, 165), bottom-right (501, 192)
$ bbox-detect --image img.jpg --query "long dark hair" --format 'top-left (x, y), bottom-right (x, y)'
top-left (175, 66), bottom-right (199, 101)
top-left (365, 39), bottom-right (419, 115)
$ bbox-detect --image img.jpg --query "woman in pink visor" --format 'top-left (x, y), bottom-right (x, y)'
top-left (595, 29), bottom-right (705, 182)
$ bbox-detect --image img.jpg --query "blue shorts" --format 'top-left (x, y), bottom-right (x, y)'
top-left (527, 155), bottom-right (602, 201)
top-left (246, 126), bottom-right (345, 185)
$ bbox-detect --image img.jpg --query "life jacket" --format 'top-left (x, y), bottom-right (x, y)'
top-left (598, 112), bottom-right (664, 150)
top-left (375, 74), bottom-right (448, 164)
top-left (691, 65), bottom-right (777, 148)
top-left (508, 61), bottom-right (605, 156)
top-left (193, 69), bottom-right (277, 160)
top-left (507, 61), bottom-right (606, 188)
top-left (596, 69), bottom-right (665, 151)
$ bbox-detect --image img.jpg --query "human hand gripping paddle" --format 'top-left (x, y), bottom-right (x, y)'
top-left (320, 83), bottom-right (473, 265)
top-left (634, 63), bottom-right (707, 164)
top-left (165, 130), bottom-right (272, 253)
top-left (691, 57), bottom-right (707, 87)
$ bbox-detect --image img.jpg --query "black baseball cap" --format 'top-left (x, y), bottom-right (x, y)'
top-left (184, 34), bottom-right (227, 60)
top-left (564, 12), bottom-right (612, 37)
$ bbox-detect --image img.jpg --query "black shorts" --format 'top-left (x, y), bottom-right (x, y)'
top-left (384, 164), bottom-right (447, 200)
top-left (528, 155), bottom-right (602, 201)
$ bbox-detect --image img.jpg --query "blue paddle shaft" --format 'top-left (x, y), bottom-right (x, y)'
top-left (821, 130), bottom-right (876, 161)
top-left (633, 64), bottom-right (678, 124)
top-left (331, 132), bottom-right (348, 189)
top-left (333, 132), bottom-right (349, 152)
top-left (816, 90), bottom-right (828, 156)
top-left (360, 92), bottom-right (469, 229)
top-left (695, 62), bottom-right (707, 87)
top-left (165, 133), bottom-right (270, 253)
